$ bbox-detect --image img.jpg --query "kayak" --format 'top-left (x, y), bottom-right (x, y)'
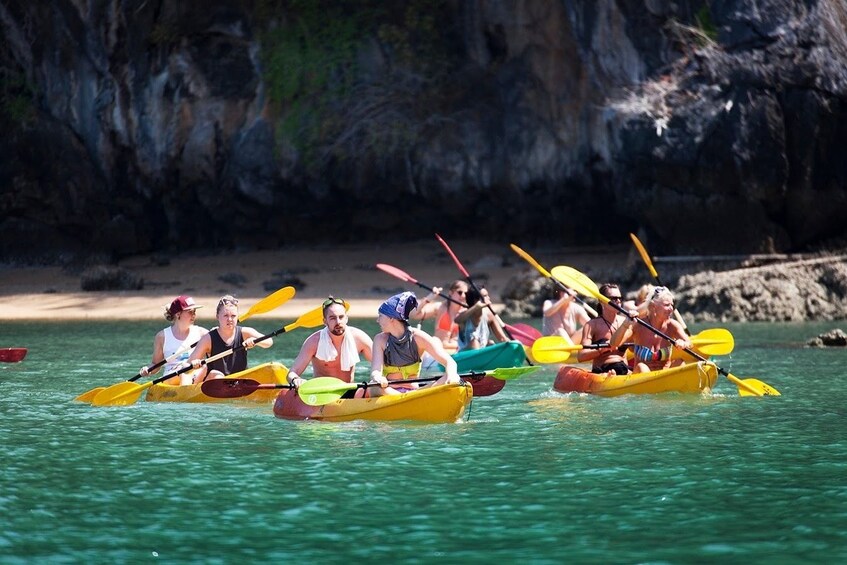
top-left (553, 361), bottom-right (718, 396)
top-left (427, 341), bottom-right (527, 396)
top-left (0, 348), bottom-right (27, 363)
top-left (273, 382), bottom-right (473, 423)
top-left (145, 362), bottom-right (289, 403)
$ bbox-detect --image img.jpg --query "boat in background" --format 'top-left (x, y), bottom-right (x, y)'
top-left (554, 361), bottom-right (718, 397)
top-left (0, 348), bottom-right (27, 363)
top-left (425, 341), bottom-right (527, 396)
top-left (145, 362), bottom-right (289, 403)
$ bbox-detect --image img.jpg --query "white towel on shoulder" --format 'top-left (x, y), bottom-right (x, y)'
top-left (315, 328), bottom-right (360, 371)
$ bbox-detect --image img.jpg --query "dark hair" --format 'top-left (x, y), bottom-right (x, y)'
top-left (597, 283), bottom-right (618, 311)
top-left (465, 287), bottom-right (482, 307)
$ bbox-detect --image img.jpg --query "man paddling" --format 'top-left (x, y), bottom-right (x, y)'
top-left (577, 283), bottom-right (632, 375)
top-left (286, 297), bottom-right (374, 396)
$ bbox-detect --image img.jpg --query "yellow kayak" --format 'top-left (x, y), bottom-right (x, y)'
top-left (554, 361), bottom-right (718, 397)
top-left (274, 382), bottom-right (473, 423)
top-left (145, 362), bottom-right (289, 403)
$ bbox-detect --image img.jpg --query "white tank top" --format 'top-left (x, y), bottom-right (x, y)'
top-left (163, 325), bottom-right (206, 374)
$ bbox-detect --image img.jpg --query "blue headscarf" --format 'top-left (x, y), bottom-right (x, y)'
top-left (378, 291), bottom-right (418, 322)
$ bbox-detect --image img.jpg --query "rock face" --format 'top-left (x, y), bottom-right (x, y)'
top-left (500, 253), bottom-right (847, 322)
top-left (1, 1), bottom-right (846, 263)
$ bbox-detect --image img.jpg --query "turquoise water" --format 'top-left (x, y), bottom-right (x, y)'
top-left (1, 320), bottom-right (845, 564)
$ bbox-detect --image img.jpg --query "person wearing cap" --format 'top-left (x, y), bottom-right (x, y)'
top-left (368, 291), bottom-right (460, 396)
top-left (286, 296), bottom-right (374, 395)
top-left (188, 294), bottom-right (274, 381)
top-left (140, 295), bottom-right (209, 385)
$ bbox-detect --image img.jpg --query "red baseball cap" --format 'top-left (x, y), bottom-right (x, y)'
top-left (167, 295), bottom-right (203, 316)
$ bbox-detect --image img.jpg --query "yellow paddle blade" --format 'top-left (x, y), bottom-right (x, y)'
top-left (529, 348), bottom-right (572, 364)
top-left (239, 286), bottom-right (296, 321)
top-left (630, 233), bottom-right (659, 279)
top-left (74, 387), bottom-right (103, 402)
top-left (298, 377), bottom-right (358, 406)
top-left (283, 305), bottom-right (327, 333)
top-left (550, 266), bottom-right (602, 301)
top-left (725, 373), bottom-right (781, 396)
top-left (510, 243), bottom-right (553, 278)
top-left (91, 381), bottom-right (148, 406)
top-left (531, 335), bottom-right (582, 352)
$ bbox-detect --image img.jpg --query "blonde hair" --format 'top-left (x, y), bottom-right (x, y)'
top-left (636, 284), bottom-right (656, 305)
top-left (216, 295), bottom-right (239, 315)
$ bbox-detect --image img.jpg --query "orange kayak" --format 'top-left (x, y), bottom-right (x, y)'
top-left (554, 361), bottom-right (718, 396)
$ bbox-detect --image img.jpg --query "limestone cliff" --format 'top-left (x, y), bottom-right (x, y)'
top-left (1, 0), bottom-right (845, 263)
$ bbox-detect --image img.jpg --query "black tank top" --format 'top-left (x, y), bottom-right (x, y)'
top-left (207, 326), bottom-right (247, 376)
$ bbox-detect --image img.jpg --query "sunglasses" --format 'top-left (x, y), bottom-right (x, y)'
top-left (322, 297), bottom-right (345, 309)
top-left (605, 296), bottom-right (622, 303)
top-left (218, 296), bottom-right (238, 307)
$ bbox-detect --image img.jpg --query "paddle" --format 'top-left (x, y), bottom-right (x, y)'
top-left (530, 329), bottom-right (736, 365)
top-left (376, 262), bottom-right (537, 345)
top-left (90, 304), bottom-right (326, 407)
top-left (550, 265), bottom-right (780, 396)
top-left (434, 234), bottom-right (538, 367)
top-left (509, 243), bottom-right (599, 317)
top-left (298, 366), bottom-right (539, 406)
top-left (75, 286), bottom-right (297, 402)
top-left (629, 233), bottom-right (688, 329)
top-left (201, 367), bottom-right (538, 401)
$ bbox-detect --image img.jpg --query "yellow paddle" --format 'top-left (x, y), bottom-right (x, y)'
top-left (509, 243), bottom-right (599, 317)
top-left (550, 265), bottom-right (780, 397)
top-left (75, 287), bottom-right (297, 402)
top-left (90, 304), bottom-right (326, 407)
top-left (531, 328), bottom-right (736, 365)
top-left (629, 233), bottom-right (688, 329)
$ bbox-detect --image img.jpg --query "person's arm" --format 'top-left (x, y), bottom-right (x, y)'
top-left (353, 328), bottom-right (374, 361)
top-left (667, 320), bottom-right (692, 350)
top-left (241, 326), bottom-right (273, 349)
top-left (487, 311), bottom-right (509, 343)
top-left (577, 322), bottom-right (602, 363)
top-left (610, 318), bottom-right (634, 350)
top-left (287, 333), bottom-right (318, 386)
top-left (409, 288), bottom-right (442, 321)
top-left (369, 333), bottom-right (388, 386)
top-left (415, 331), bottom-right (459, 383)
top-left (454, 300), bottom-right (484, 325)
top-left (543, 294), bottom-right (573, 318)
top-left (141, 330), bottom-right (166, 376)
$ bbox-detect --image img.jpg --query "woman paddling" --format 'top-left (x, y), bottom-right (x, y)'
top-left (369, 292), bottom-right (460, 396)
top-left (611, 286), bottom-right (691, 374)
top-left (139, 295), bottom-right (208, 385)
top-left (188, 295), bottom-right (273, 381)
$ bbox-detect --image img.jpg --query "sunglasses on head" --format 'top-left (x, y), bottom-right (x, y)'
top-left (218, 296), bottom-right (238, 307)
top-left (322, 297), bottom-right (345, 309)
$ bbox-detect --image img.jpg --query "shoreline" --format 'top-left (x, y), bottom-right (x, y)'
top-left (2, 240), bottom-right (628, 321)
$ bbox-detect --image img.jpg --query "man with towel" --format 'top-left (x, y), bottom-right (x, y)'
top-left (286, 297), bottom-right (373, 395)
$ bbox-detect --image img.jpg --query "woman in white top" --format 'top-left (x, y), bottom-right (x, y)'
top-left (139, 295), bottom-right (209, 385)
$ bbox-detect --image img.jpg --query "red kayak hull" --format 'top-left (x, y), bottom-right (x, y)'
top-left (0, 348), bottom-right (27, 363)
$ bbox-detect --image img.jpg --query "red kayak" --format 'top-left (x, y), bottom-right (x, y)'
top-left (0, 348), bottom-right (27, 363)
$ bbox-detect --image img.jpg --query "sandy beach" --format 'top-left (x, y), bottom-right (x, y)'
top-left (1, 239), bottom-right (630, 321)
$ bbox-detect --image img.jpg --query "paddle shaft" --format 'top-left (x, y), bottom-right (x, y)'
top-left (377, 263), bottom-right (534, 344)
top-left (509, 244), bottom-right (599, 317)
top-left (629, 233), bottom-right (688, 329)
